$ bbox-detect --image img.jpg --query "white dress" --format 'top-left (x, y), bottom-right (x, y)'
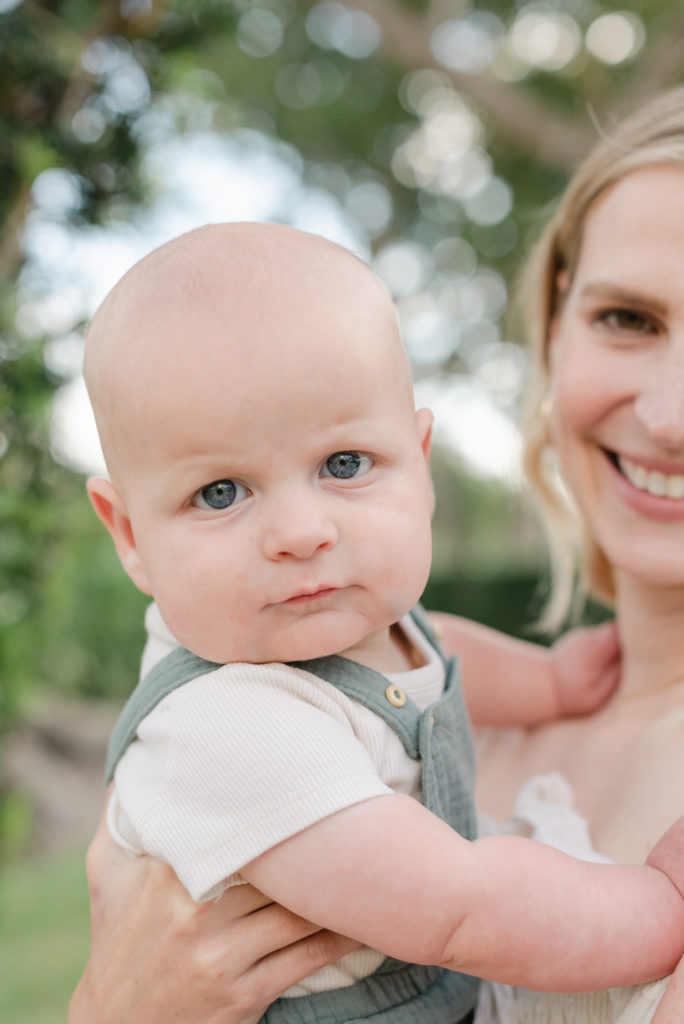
top-left (474, 773), bottom-right (670, 1024)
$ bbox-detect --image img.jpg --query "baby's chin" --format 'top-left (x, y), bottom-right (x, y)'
top-left (251, 628), bottom-right (367, 666)
top-left (190, 618), bottom-right (379, 666)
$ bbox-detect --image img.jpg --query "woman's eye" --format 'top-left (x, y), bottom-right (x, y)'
top-left (321, 452), bottom-right (372, 479)
top-left (192, 479), bottom-right (248, 510)
top-left (597, 308), bottom-right (655, 334)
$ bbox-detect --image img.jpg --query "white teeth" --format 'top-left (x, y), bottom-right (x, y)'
top-left (667, 474), bottom-right (684, 499)
top-left (618, 456), bottom-right (684, 500)
top-left (633, 465), bottom-right (648, 489)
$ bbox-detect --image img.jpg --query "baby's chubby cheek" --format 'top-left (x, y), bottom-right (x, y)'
top-left (377, 556), bottom-right (431, 612)
top-left (165, 595), bottom-right (256, 663)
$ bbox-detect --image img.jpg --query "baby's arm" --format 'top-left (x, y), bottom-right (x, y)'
top-left (242, 794), bottom-right (684, 992)
top-left (429, 612), bottom-right (620, 726)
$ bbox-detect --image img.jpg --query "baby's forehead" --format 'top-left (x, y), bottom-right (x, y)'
top-left (87, 225), bottom-right (405, 418)
top-left (109, 233), bottom-right (384, 335)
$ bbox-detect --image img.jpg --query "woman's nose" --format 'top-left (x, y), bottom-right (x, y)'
top-left (261, 493), bottom-right (338, 561)
top-left (634, 346), bottom-right (684, 447)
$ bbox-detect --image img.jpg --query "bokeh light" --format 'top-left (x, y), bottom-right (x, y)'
top-left (71, 106), bottom-right (107, 144)
top-left (585, 12), bottom-right (645, 65)
top-left (31, 169), bottom-right (83, 217)
top-left (462, 176), bottom-right (513, 226)
top-left (237, 9), bottom-right (286, 58)
top-left (431, 12), bottom-right (504, 74)
top-left (344, 181), bottom-right (393, 237)
top-left (509, 7), bottom-right (582, 71)
top-left (306, 1), bottom-right (381, 59)
top-left (391, 87), bottom-right (486, 200)
top-left (375, 239), bottom-right (430, 298)
top-left (81, 36), bottom-right (150, 115)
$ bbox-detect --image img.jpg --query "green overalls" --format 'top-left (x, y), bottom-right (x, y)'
top-left (106, 607), bottom-right (479, 1024)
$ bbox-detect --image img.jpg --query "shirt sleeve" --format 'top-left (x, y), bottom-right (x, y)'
top-left (109, 661), bottom-right (392, 901)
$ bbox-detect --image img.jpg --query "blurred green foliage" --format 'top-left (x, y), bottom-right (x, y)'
top-left (0, 844), bottom-right (90, 1023)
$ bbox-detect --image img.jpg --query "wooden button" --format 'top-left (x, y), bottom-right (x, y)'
top-left (385, 684), bottom-right (406, 707)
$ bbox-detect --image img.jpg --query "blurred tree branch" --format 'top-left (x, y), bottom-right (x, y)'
top-left (322, 0), bottom-right (597, 168)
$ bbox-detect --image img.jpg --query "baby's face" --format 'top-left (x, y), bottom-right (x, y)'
top-left (93, 240), bottom-right (434, 669)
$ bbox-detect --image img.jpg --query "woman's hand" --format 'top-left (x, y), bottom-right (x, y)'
top-left (651, 953), bottom-right (684, 1023)
top-left (69, 796), bottom-right (358, 1024)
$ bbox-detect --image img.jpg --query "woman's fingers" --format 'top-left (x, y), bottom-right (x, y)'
top-left (226, 897), bottom-right (356, 966)
top-left (162, 886), bottom-right (359, 982)
top-left (72, 798), bottom-right (360, 1024)
top-left (235, 929), bottom-right (360, 1010)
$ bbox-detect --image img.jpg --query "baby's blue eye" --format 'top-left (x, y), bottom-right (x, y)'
top-left (193, 479), bottom-right (247, 510)
top-left (322, 452), bottom-right (371, 479)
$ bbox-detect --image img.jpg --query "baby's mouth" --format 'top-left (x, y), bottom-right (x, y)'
top-left (284, 587), bottom-right (338, 604)
top-left (614, 453), bottom-right (684, 500)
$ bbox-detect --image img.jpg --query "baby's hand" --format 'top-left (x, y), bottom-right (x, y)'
top-left (647, 817), bottom-right (684, 900)
top-left (550, 620), bottom-right (620, 717)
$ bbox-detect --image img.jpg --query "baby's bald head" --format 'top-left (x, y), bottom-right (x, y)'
top-left (84, 222), bottom-right (414, 490)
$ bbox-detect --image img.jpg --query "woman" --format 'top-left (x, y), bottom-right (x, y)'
top-left (70, 86), bottom-right (684, 1023)
top-left (469, 83), bottom-right (684, 1023)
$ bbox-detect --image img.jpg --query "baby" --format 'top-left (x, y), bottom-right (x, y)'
top-left (85, 223), bottom-right (684, 1024)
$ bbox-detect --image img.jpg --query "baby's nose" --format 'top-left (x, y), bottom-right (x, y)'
top-left (261, 494), bottom-right (338, 560)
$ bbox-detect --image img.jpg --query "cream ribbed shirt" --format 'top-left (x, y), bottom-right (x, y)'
top-left (108, 603), bottom-right (445, 995)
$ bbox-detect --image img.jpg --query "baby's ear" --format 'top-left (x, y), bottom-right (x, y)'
top-left (86, 477), bottom-right (152, 595)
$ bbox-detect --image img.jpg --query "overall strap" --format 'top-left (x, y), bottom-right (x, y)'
top-left (105, 606), bottom-right (445, 782)
top-left (407, 604), bottom-right (449, 666)
top-left (104, 646), bottom-right (220, 784)
top-left (285, 607), bottom-right (451, 758)
top-left (289, 653), bottom-right (424, 758)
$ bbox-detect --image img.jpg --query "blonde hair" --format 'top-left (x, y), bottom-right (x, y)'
top-left (521, 86), bottom-right (684, 631)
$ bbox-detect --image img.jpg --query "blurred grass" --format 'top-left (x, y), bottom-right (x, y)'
top-left (0, 846), bottom-right (90, 1024)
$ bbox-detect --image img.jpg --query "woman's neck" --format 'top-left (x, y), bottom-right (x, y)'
top-left (613, 573), bottom-right (684, 700)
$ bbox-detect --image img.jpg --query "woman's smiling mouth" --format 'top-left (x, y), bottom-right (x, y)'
top-left (616, 454), bottom-right (684, 500)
